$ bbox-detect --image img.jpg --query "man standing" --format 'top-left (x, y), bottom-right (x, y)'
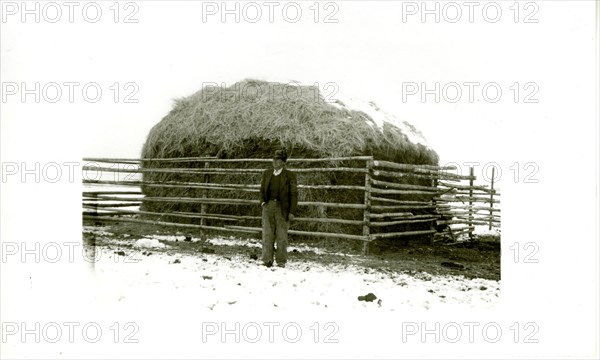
top-left (259, 149), bottom-right (298, 268)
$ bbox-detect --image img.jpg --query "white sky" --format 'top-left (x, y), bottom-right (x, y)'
top-left (1, 1), bottom-right (598, 358)
top-left (2, 1), bottom-right (595, 170)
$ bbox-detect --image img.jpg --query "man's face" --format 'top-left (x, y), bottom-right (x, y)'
top-left (272, 159), bottom-right (284, 170)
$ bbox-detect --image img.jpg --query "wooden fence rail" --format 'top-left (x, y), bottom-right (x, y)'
top-left (83, 156), bottom-right (500, 251)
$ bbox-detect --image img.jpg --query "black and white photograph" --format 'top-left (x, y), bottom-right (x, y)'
top-left (1, 1), bottom-right (598, 359)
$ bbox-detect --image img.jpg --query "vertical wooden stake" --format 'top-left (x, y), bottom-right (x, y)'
top-left (430, 178), bottom-right (438, 245)
top-left (362, 158), bottom-right (373, 255)
top-left (200, 161), bottom-right (210, 241)
top-left (489, 167), bottom-right (495, 231)
top-left (468, 166), bottom-right (474, 241)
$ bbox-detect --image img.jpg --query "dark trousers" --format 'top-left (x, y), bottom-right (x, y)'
top-left (261, 201), bottom-right (289, 264)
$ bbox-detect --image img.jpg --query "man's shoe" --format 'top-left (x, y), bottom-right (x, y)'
top-left (263, 261), bottom-right (273, 268)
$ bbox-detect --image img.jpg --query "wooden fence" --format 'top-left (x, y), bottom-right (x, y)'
top-left (82, 156), bottom-right (500, 253)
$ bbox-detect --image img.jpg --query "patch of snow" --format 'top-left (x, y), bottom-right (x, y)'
top-left (329, 93), bottom-right (430, 147)
top-left (133, 238), bottom-right (168, 249)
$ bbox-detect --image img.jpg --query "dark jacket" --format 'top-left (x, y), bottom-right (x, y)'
top-left (260, 168), bottom-right (298, 220)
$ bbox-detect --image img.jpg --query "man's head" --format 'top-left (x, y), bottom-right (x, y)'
top-left (272, 149), bottom-right (287, 170)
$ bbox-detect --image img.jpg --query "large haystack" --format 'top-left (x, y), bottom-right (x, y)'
top-left (140, 79), bottom-right (439, 247)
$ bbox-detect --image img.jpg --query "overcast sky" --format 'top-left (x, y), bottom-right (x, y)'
top-left (2, 1), bottom-right (595, 175)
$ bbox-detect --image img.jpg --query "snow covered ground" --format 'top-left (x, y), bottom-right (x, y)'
top-left (88, 228), bottom-right (500, 313)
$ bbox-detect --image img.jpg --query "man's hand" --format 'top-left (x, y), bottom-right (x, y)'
top-left (288, 213), bottom-right (295, 222)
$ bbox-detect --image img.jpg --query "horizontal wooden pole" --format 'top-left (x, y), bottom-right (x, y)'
top-left (84, 197), bottom-right (144, 201)
top-left (373, 160), bottom-right (457, 171)
top-left (370, 188), bottom-right (439, 196)
top-left (373, 169), bottom-right (465, 182)
top-left (369, 218), bottom-right (438, 227)
top-left (374, 168), bottom-right (475, 181)
top-left (83, 166), bottom-right (262, 174)
top-left (299, 201), bottom-right (366, 209)
top-left (83, 166), bottom-right (367, 175)
top-left (438, 182), bottom-right (495, 193)
top-left (84, 156), bottom-right (373, 164)
top-left (224, 225), bottom-right (369, 241)
top-left (294, 217), bottom-right (364, 225)
top-left (369, 179), bottom-right (437, 191)
top-left (84, 179), bottom-right (364, 192)
top-left (84, 179), bottom-right (258, 189)
top-left (83, 203), bottom-right (141, 208)
top-left (437, 204), bottom-right (501, 212)
top-left (84, 209), bottom-right (240, 222)
top-left (448, 226), bottom-right (476, 232)
top-left (438, 219), bottom-right (498, 226)
top-left (369, 196), bottom-right (432, 205)
top-left (289, 229), bottom-right (367, 241)
top-left (440, 189), bottom-right (501, 197)
top-left (83, 191), bottom-right (142, 196)
top-left (83, 157), bottom-right (216, 163)
top-left (85, 195), bottom-right (366, 209)
top-left (371, 229), bottom-right (437, 239)
top-left (83, 215), bottom-right (254, 234)
top-left (371, 204), bottom-right (436, 211)
top-left (369, 212), bottom-right (413, 219)
top-left (436, 196), bottom-right (500, 204)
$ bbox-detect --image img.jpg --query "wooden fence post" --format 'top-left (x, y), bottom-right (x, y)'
top-left (200, 161), bottom-right (210, 241)
top-left (489, 167), bottom-right (495, 231)
top-left (468, 166), bottom-right (474, 241)
top-left (362, 158), bottom-right (373, 255)
top-left (431, 178), bottom-right (438, 245)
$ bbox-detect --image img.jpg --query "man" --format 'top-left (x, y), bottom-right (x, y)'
top-left (259, 149), bottom-right (298, 268)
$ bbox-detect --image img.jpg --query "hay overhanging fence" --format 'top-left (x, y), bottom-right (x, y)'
top-left (82, 156), bottom-right (500, 252)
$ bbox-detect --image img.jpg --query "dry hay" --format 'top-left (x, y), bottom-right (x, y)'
top-left (140, 79), bottom-right (440, 247)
